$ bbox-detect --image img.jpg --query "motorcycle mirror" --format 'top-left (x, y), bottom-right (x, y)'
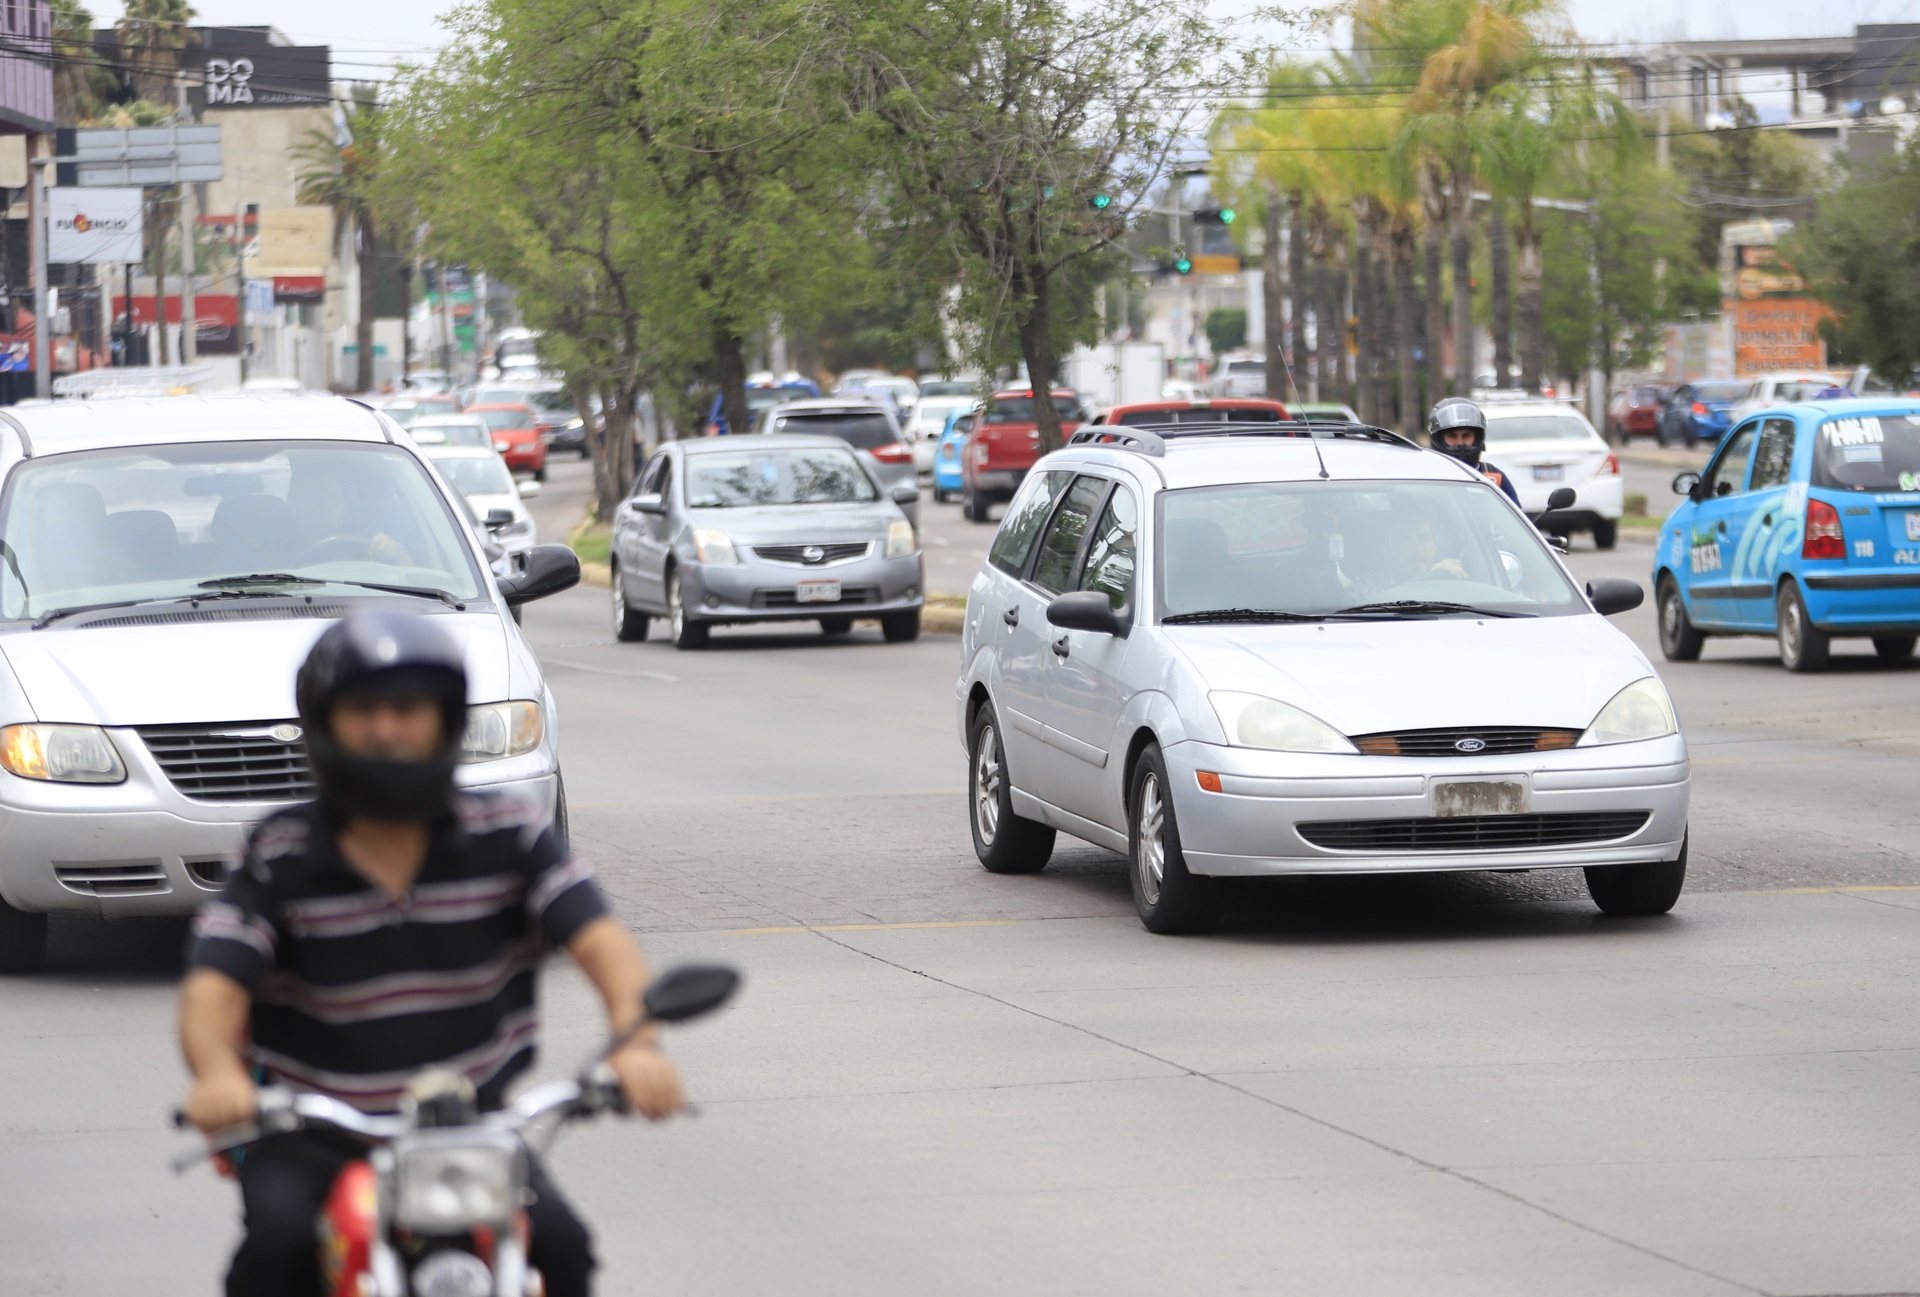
top-left (1544, 486), bottom-right (1578, 512)
top-left (642, 963), bottom-right (741, 1024)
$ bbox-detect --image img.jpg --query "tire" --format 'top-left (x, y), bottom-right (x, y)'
top-left (1585, 833), bottom-right (1687, 916)
top-left (1591, 517), bottom-right (1618, 550)
top-left (881, 609), bottom-right (921, 642)
top-left (1129, 745), bottom-right (1220, 934)
top-left (963, 492), bottom-right (989, 524)
top-left (550, 778), bottom-right (571, 851)
top-left (534, 464), bottom-right (548, 483)
top-left (1873, 635), bottom-right (1916, 660)
top-left (1776, 582), bottom-right (1829, 672)
top-left (666, 570), bottom-right (709, 649)
top-left (611, 564), bottom-right (649, 642)
top-left (0, 895), bottom-right (47, 974)
top-left (968, 705), bottom-right (1055, 874)
top-left (933, 486), bottom-right (950, 504)
top-left (1657, 576), bottom-right (1704, 662)
top-left (819, 616), bottom-right (853, 635)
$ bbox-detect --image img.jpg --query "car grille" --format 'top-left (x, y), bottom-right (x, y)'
top-left (1350, 727), bottom-right (1579, 756)
top-left (137, 721), bottom-right (315, 803)
top-left (751, 543), bottom-right (872, 566)
top-left (55, 860), bottom-right (170, 896)
top-left (1298, 811), bottom-right (1650, 852)
top-left (754, 586), bottom-right (879, 609)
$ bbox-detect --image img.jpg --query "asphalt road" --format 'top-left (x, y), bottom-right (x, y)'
top-left (5, 455), bottom-right (1918, 1296)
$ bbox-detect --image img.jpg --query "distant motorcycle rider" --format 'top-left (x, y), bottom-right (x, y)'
top-left (179, 610), bottom-right (684, 1297)
top-left (1427, 397), bottom-right (1521, 506)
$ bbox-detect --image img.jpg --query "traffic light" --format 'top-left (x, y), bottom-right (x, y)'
top-left (1174, 255), bottom-right (1193, 275)
top-left (1090, 193), bottom-right (1113, 211)
top-left (1193, 207), bottom-right (1237, 226)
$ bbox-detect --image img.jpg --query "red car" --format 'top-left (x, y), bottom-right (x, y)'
top-left (1606, 385), bottom-right (1668, 440)
top-left (467, 403), bottom-right (549, 481)
top-left (1091, 397), bottom-right (1292, 428)
top-left (961, 389), bottom-right (1085, 522)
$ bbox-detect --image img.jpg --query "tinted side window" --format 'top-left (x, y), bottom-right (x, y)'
top-left (1077, 486), bottom-right (1138, 611)
top-left (1750, 418), bottom-right (1797, 491)
top-left (637, 452), bottom-right (669, 495)
top-left (988, 472), bottom-right (1069, 576)
top-left (1704, 424), bottom-right (1759, 497)
top-left (1029, 476), bottom-right (1109, 595)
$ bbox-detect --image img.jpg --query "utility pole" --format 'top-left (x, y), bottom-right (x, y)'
top-left (180, 182), bottom-right (198, 363)
top-left (29, 150), bottom-right (48, 398)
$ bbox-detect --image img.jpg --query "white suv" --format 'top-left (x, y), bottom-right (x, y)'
top-left (956, 422), bottom-right (1690, 932)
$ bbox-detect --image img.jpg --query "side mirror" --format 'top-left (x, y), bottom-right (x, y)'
top-left (1586, 577), bottom-right (1644, 616)
top-left (496, 543), bottom-right (579, 606)
top-left (1672, 471), bottom-right (1701, 498)
top-left (643, 963), bottom-right (741, 1023)
top-left (628, 493), bottom-right (666, 515)
top-left (890, 482), bottom-right (921, 506)
top-left (1046, 590), bottom-right (1125, 636)
top-left (483, 507), bottom-right (515, 531)
top-left (1545, 486), bottom-right (1577, 512)
top-left (516, 478), bottom-right (541, 499)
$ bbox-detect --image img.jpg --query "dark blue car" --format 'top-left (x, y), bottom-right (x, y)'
top-left (1655, 398), bottom-right (1920, 671)
top-left (1658, 380), bottom-right (1746, 447)
top-left (704, 381), bottom-right (820, 436)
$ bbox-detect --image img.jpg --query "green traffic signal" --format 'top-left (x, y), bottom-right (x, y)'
top-left (1090, 193), bottom-right (1113, 210)
top-left (1174, 257), bottom-right (1193, 274)
top-left (1218, 207), bottom-right (1236, 225)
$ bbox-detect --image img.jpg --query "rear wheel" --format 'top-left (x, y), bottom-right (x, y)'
top-left (881, 609), bottom-right (921, 643)
top-left (667, 571), bottom-right (709, 650)
top-left (1591, 518), bottom-right (1618, 550)
top-left (1129, 745), bottom-right (1220, 934)
top-left (0, 896), bottom-right (47, 974)
top-left (933, 486), bottom-right (951, 504)
top-left (819, 616), bottom-right (853, 635)
top-left (1873, 635), bottom-right (1916, 660)
top-left (1776, 583), bottom-right (1829, 672)
top-left (534, 463), bottom-right (548, 483)
top-left (611, 564), bottom-right (650, 642)
top-left (1657, 576), bottom-right (1704, 662)
top-left (1585, 834), bottom-right (1687, 916)
top-left (963, 492), bottom-right (989, 523)
top-left (968, 705), bottom-right (1055, 874)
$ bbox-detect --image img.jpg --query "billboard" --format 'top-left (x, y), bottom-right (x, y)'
top-left (252, 207), bottom-right (332, 276)
top-left (188, 31), bottom-right (331, 110)
top-left (48, 188), bottom-right (144, 264)
top-left (1720, 220), bottom-right (1827, 376)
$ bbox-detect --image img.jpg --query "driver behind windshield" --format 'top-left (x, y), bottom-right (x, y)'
top-left (287, 465), bottom-right (412, 567)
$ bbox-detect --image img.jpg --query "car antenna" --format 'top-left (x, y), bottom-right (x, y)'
top-left (1307, 426), bottom-right (1330, 479)
top-left (1269, 331), bottom-right (1325, 477)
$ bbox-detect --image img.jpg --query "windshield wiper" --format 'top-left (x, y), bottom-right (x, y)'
top-left (323, 579), bottom-right (467, 609)
top-left (199, 573), bottom-right (325, 589)
top-left (1162, 608), bottom-right (1329, 625)
top-left (1336, 600), bottom-right (1533, 619)
top-left (207, 572), bottom-right (466, 609)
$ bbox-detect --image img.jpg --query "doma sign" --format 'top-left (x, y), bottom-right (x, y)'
top-left (205, 58), bottom-right (256, 105)
top-left (190, 36), bottom-right (331, 110)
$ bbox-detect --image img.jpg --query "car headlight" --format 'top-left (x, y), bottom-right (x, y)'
top-left (691, 528), bottom-right (738, 565)
top-left (884, 520), bottom-right (917, 558)
top-left (492, 438), bottom-right (513, 452)
top-left (0, 723), bottom-right (126, 783)
top-left (393, 1142), bottom-right (515, 1231)
top-left (565, 417), bottom-right (584, 430)
top-left (1576, 677), bottom-right (1678, 746)
top-left (1207, 693), bottom-right (1357, 754)
top-left (460, 701), bottom-right (543, 762)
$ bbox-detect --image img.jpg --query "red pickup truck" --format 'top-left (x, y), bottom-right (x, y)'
top-left (961, 389), bottom-right (1085, 522)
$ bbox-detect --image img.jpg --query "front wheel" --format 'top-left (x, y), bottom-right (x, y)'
top-left (1585, 834), bottom-right (1687, 916)
top-left (1776, 583), bottom-right (1829, 672)
top-left (881, 609), bottom-right (921, 642)
top-left (1657, 576), bottom-right (1704, 662)
top-left (1591, 517), bottom-right (1618, 550)
top-left (968, 706), bottom-right (1055, 874)
top-left (1129, 745), bottom-right (1220, 935)
top-left (667, 571), bottom-right (709, 650)
top-left (963, 492), bottom-right (990, 524)
top-left (1873, 635), bottom-right (1916, 661)
top-left (611, 564), bottom-right (650, 642)
top-left (0, 894), bottom-right (48, 973)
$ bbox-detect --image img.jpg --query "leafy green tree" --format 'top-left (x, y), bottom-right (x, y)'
top-left (1204, 308), bottom-right (1247, 357)
top-left (50, 0), bottom-right (112, 125)
top-left (114, 0), bottom-right (195, 106)
top-left (1669, 100), bottom-right (1829, 271)
top-left (295, 89), bottom-right (386, 394)
top-left (1790, 140), bottom-right (1920, 378)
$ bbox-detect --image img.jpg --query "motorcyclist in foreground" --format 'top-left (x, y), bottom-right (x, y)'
top-left (179, 610), bottom-right (683, 1296)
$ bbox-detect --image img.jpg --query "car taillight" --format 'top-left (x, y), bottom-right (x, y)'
top-left (1802, 498), bottom-right (1845, 560)
top-left (1601, 453), bottom-right (1619, 476)
top-left (973, 442), bottom-right (990, 467)
top-left (1692, 401), bottom-right (1707, 415)
top-left (869, 442), bottom-right (912, 465)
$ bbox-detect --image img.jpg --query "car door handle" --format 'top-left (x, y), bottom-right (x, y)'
top-left (1052, 635), bottom-right (1071, 658)
top-left (1003, 607), bottom-right (1019, 627)
top-left (1762, 512), bottom-right (1773, 526)
top-left (1717, 520), bottom-right (1727, 533)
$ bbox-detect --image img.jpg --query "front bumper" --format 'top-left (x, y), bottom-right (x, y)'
top-left (1162, 736), bottom-right (1689, 877)
top-left (679, 551), bottom-right (925, 624)
top-left (0, 742), bottom-right (558, 917)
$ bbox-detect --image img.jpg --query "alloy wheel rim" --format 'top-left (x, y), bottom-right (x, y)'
top-left (974, 725), bottom-right (1002, 844)
top-left (1136, 773), bottom-right (1165, 906)
top-left (669, 575), bottom-right (684, 637)
top-left (1782, 598), bottom-right (1801, 660)
top-left (611, 567), bottom-right (624, 625)
top-left (1661, 590), bottom-right (1679, 645)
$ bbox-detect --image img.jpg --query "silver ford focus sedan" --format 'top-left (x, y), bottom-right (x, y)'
top-left (0, 396), bottom-right (580, 971)
top-left (608, 433), bottom-right (924, 648)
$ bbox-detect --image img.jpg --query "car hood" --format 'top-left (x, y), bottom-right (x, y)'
top-left (692, 503), bottom-right (900, 544)
top-left (1164, 614), bottom-right (1654, 736)
top-left (0, 611), bottom-right (511, 726)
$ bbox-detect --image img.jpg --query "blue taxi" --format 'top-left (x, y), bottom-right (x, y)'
top-left (1655, 399), bottom-right (1920, 671)
top-left (931, 405), bottom-right (977, 503)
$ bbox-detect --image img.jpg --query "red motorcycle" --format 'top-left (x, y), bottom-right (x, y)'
top-left (176, 963), bottom-right (739, 1297)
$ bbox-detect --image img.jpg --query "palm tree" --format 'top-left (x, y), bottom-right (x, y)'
top-left (296, 93), bottom-right (386, 393)
top-left (114, 0), bottom-right (196, 108)
top-left (51, 0), bottom-right (109, 125)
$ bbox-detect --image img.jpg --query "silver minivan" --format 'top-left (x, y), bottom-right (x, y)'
top-left (0, 396), bottom-right (579, 970)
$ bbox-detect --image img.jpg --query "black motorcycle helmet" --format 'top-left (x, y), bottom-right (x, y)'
top-left (296, 611), bottom-right (468, 822)
top-left (1427, 397), bottom-right (1488, 468)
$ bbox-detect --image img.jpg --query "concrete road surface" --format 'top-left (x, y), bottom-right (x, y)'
top-left (4, 458), bottom-right (1918, 1297)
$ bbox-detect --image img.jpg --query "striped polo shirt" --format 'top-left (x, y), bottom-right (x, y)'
top-left (189, 790), bottom-right (607, 1113)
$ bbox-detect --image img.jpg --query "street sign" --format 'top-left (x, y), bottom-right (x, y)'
top-left (1188, 255), bottom-right (1241, 275)
top-left (53, 126), bottom-right (223, 187)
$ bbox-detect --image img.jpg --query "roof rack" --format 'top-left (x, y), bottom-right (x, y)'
top-left (1067, 420), bottom-right (1418, 457)
top-left (52, 365), bottom-right (217, 399)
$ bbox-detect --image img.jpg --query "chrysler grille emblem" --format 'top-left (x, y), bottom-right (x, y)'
top-left (270, 724), bottom-right (303, 744)
top-left (801, 545), bottom-right (826, 564)
top-left (1454, 736), bottom-right (1487, 753)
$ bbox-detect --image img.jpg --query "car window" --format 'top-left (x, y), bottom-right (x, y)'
top-left (476, 408), bottom-right (531, 431)
top-left (1704, 424), bottom-right (1760, 496)
top-left (525, 389), bottom-right (573, 413)
top-left (767, 411), bottom-right (897, 449)
top-left (1772, 381), bottom-right (1828, 403)
top-left (1694, 382), bottom-right (1746, 402)
top-left (983, 396), bottom-right (1083, 425)
top-left (1484, 415), bottom-right (1594, 443)
top-left (637, 451), bottom-right (669, 496)
top-left (988, 471), bottom-right (1070, 576)
top-left (1077, 486), bottom-right (1138, 611)
top-left (684, 448), bottom-right (878, 507)
top-left (1116, 407), bottom-right (1287, 426)
top-left (1750, 418), bottom-right (1797, 491)
top-left (1029, 476), bottom-right (1109, 595)
top-left (415, 420), bottom-right (490, 449)
top-left (1811, 412), bottom-right (1920, 492)
top-left (431, 455), bottom-right (516, 497)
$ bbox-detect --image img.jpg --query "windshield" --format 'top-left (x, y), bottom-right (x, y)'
top-left (1694, 382), bottom-right (1746, 402)
top-left (767, 411), bottom-right (897, 449)
top-left (412, 420), bottom-right (492, 449)
top-left (1157, 479), bottom-right (1582, 618)
top-left (1812, 413), bottom-right (1920, 492)
top-left (1117, 407), bottom-right (1287, 426)
top-left (747, 388), bottom-right (811, 415)
top-left (685, 448), bottom-right (879, 507)
top-left (524, 389), bottom-right (573, 413)
top-left (1485, 415), bottom-right (1595, 443)
top-left (984, 396), bottom-right (1082, 424)
top-left (1225, 361), bottom-right (1264, 376)
top-left (430, 454), bottom-right (517, 498)
top-left (475, 408), bottom-right (532, 431)
top-left (1765, 380), bottom-right (1830, 403)
top-left (468, 387), bottom-right (526, 407)
top-left (920, 381), bottom-right (976, 398)
top-left (0, 441), bottom-right (483, 618)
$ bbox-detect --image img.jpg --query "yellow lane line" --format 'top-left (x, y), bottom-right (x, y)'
top-left (715, 919), bottom-right (1022, 936)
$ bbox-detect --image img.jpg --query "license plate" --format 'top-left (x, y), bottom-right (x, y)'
top-left (795, 579), bottom-right (841, 604)
top-left (1432, 778), bottom-right (1529, 817)
top-left (1532, 465), bottom-right (1564, 482)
